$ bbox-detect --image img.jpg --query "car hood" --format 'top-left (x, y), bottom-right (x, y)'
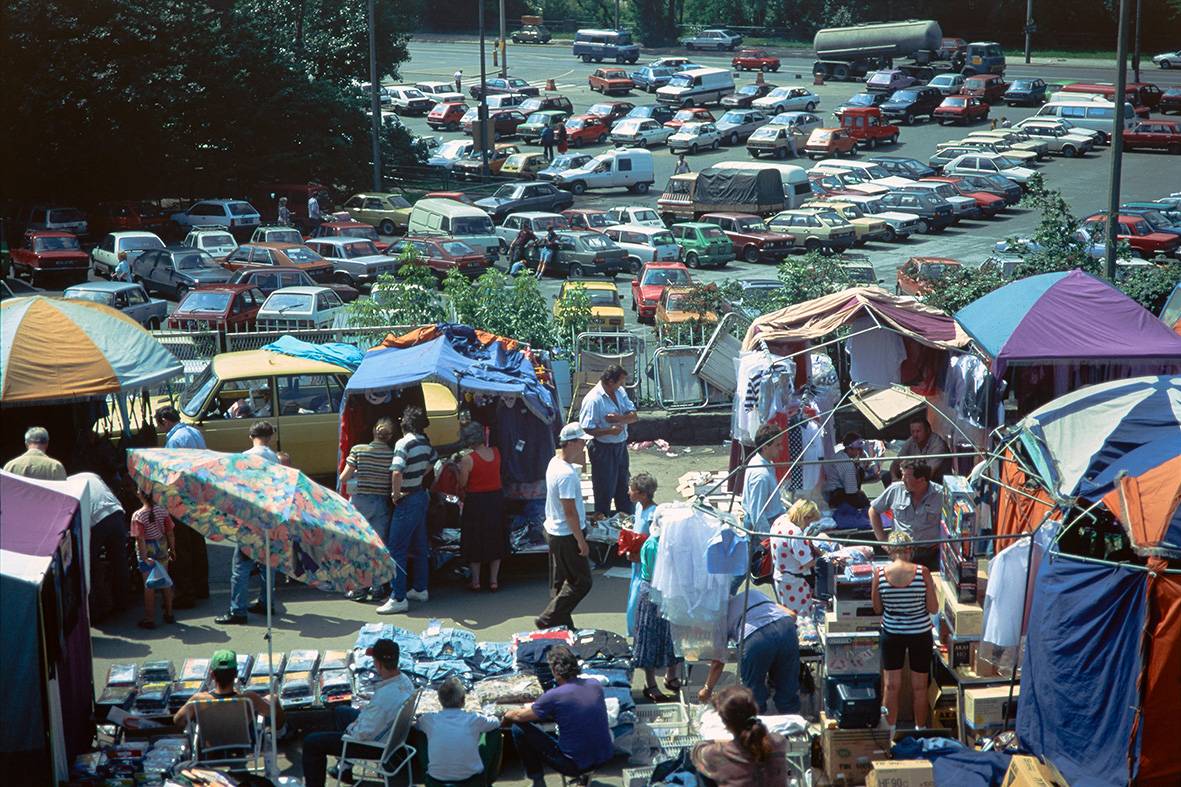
top-left (661, 309), bottom-right (717, 324)
top-left (338, 254), bottom-right (393, 266)
top-left (474, 197), bottom-right (513, 208)
top-left (636, 284), bottom-right (666, 301)
top-left (1001, 166), bottom-right (1035, 179)
top-left (35, 250), bottom-right (89, 260)
top-left (876, 210), bottom-right (920, 223)
top-left (880, 99), bottom-right (914, 110)
top-left (183, 269), bottom-right (233, 282)
top-left (590, 305), bottom-right (625, 318)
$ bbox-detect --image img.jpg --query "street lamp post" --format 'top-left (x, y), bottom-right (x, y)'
top-left (1024, 0), bottom-right (1034, 64)
top-left (1132, 0), bottom-right (1142, 83)
top-left (499, 0), bottom-right (507, 78)
top-left (1104, 0), bottom-right (1130, 282)
top-left (478, 0), bottom-right (490, 178)
top-left (367, 0), bottom-right (381, 191)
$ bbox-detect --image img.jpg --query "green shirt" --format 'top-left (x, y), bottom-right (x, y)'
top-left (3, 448), bottom-right (67, 481)
top-left (640, 535), bottom-right (660, 583)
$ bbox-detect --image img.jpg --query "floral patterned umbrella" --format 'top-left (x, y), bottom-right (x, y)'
top-left (126, 448), bottom-right (395, 593)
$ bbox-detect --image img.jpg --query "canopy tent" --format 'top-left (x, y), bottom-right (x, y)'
top-left (955, 270), bottom-right (1181, 377)
top-left (1100, 446), bottom-right (1181, 558)
top-left (0, 472), bottom-right (95, 784)
top-left (1, 295), bottom-right (183, 404)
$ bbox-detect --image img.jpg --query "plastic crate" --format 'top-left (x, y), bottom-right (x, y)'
top-left (622, 766), bottom-right (655, 787)
top-left (660, 733), bottom-right (703, 755)
top-left (635, 703), bottom-right (690, 727)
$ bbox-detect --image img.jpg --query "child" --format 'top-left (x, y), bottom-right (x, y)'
top-left (629, 475), bottom-right (682, 702)
top-left (132, 487), bottom-right (176, 628)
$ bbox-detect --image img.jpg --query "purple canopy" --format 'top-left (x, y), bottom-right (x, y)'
top-left (0, 471), bottom-right (80, 558)
top-left (956, 270), bottom-right (1181, 375)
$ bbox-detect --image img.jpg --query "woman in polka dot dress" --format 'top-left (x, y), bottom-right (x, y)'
top-left (770, 499), bottom-right (821, 614)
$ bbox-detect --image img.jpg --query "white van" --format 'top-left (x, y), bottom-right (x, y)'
top-left (1034, 100), bottom-right (1135, 144)
top-left (406, 198), bottom-right (500, 260)
top-left (656, 67), bottom-right (735, 107)
top-left (710, 161), bottom-right (812, 209)
top-left (552, 148), bottom-right (656, 195)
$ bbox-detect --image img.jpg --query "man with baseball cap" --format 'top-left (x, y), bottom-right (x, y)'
top-left (823, 431), bottom-right (870, 509)
top-left (535, 423), bottom-right (594, 630)
top-left (173, 649), bottom-right (284, 728)
top-left (301, 638), bottom-right (414, 787)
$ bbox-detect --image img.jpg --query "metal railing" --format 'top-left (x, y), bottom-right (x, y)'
top-left (151, 325), bottom-right (421, 360)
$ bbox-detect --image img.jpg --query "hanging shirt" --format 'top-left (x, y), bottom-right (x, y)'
top-left (742, 453), bottom-right (786, 534)
top-left (982, 538), bottom-right (1035, 648)
top-left (651, 504), bottom-right (731, 627)
top-left (847, 318), bottom-right (906, 388)
top-left (704, 528), bottom-right (749, 576)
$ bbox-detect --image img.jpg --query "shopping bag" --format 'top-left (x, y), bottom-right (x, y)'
top-left (616, 528), bottom-right (649, 558)
top-left (145, 560), bottom-right (173, 590)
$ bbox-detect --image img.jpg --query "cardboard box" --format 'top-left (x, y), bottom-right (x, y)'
top-left (835, 595), bottom-right (880, 620)
top-left (927, 682), bottom-right (958, 735)
top-left (821, 712), bottom-right (892, 785)
top-left (940, 576), bottom-right (983, 638)
top-left (867, 759), bottom-right (935, 787)
top-left (1003, 755), bottom-right (1070, 787)
top-left (963, 684), bottom-right (1019, 730)
top-left (938, 616), bottom-right (979, 670)
top-left (826, 610), bottom-right (881, 634)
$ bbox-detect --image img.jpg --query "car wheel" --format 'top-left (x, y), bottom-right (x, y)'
top-left (904, 112), bottom-right (913, 125)
top-left (581, 55), bottom-right (591, 63)
top-left (689, 143), bottom-right (698, 154)
top-left (712, 140), bottom-right (720, 150)
top-left (804, 238), bottom-right (820, 252)
top-left (686, 43), bottom-right (695, 50)
top-left (806, 102), bottom-right (816, 112)
top-left (749, 150), bottom-right (760, 158)
top-left (569, 263), bottom-right (585, 277)
top-left (743, 245), bottom-right (759, 263)
top-left (1170, 143), bottom-right (1181, 155)
top-left (572, 136), bottom-right (582, 148)
top-left (147, 318), bottom-right (161, 330)
top-left (633, 182), bottom-right (650, 194)
top-left (1062, 145), bottom-right (1077, 158)
top-left (729, 132), bottom-right (739, 145)
top-left (570, 181), bottom-right (587, 195)
top-left (882, 226), bottom-right (897, 242)
top-left (915, 219), bottom-right (929, 234)
top-left (379, 220), bottom-right (396, 235)
top-left (636, 138), bottom-right (648, 147)
top-left (889, 134), bottom-right (899, 144)
top-left (1161, 60), bottom-right (1172, 69)
top-left (868, 138), bottom-right (877, 149)
top-left (685, 252), bottom-right (699, 268)
top-left (176, 285), bottom-right (189, 301)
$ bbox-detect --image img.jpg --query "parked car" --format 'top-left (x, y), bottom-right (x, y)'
top-left (664, 107), bottom-right (715, 131)
top-left (427, 102), bottom-right (469, 131)
top-left (518, 95), bottom-right (576, 116)
top-left (668, 122), bottom-right (722, 154)
top-left (385, 236), bottom-right (490, 279)
top-left (474, 181), bottom-right (575, 223)
top-left (586, 101), bottom-right (636, 128)
top-left (341, 192), bottom-right (413, 235)
top-left (753, 87), bottom-right (820, 113)
top-left (768, 111), bottom-right (824, 137)
top-left (88, 201), bottom-right (169, 237)
top-left (538, 153), bottom-right (595, 181)
top-left (463, 108), bottom-right (528, 140)
top-left (649, 57), bottom-right (696, 69)
top-left (90, 231), bottom-right (168, 278)
top-left (1081, 214), bottom-right (1180, 257)
top-left (866, 69), bottom-right (917, 93)
top-left (746, 125), bottom-right (799, 159)
top-left (552, 149), bottom-right (656, 195)
top-left (494, 212), bottom-right (571, 246)
top-left (1158, 88), bottom-right (1181, 115)
top-left (523, 230), bottom-right (630, 277)
top-left (948, 172), bottom-right (1023, 205)
top-left (62, 281), bottom-right (167, 327)
top-left (820, 195), bottom-right (921, 242)
top-left (221, 242), bottom-right (336, 283)
top-left (132, 246), bottom-right (232, 298)
top-left (716, 109), bottom-right (769, 145)
top-left (722, 84), bottom-right (776, 109)
top-left (867, 155), bottom-right (935, 178)
top-left (428, 139), bottom-right (476, 170)
top-left (875, 191), bottom-right (955, 233)
top-left (572, 28), bottom-right (641, 64)
top-left (451, 144), bottom-right (521, 179)
top-left (699, 212), bottom-right (795, 262)
top-left (804, 127), bottom-right (857, 159)
top-left (934, 96), bottom-right (990, 125)
top-left (670, 222), bottom-right (736, 268)
top-left (485, 93), bottom-right (529, 110)
top-left (965, 130), bottom-right (1049, 160)
top-left (227, 268), bottom-right (358, 302)
top-left (942, 153), bottom-right (1036, 185)
top-left (180, 228), bottom-right (238, 260)
top-left (171, 199), bottom-right (261, 236)
top-left (1012, 116), bottom-right (1103, 146)
top-left (11, 231), bottom-right (90, 285)
top-left (631, 66), bottom-right (677, 93)
top-left (303, 237), bottom-right (398, 288)
top-left (656, 285), bottom-right (720, 328)
top-left (1002, 123), bottom-right (1092, 157)
top-left (918, 178), bottom-right (1004, 217)
top-left (732, 49), bottom-right (780, 72)
top-left (801, 201), bottom-right (888, 243)
top-left (896, 181), bottom-right (980, 219)
top-left (387, 86), bottom-right (434, 115)
top-left (926, 73), bottom-right (965, 96)
top-left (500, 152), bottom-right (551, 179)
top-left (167, 284), bottom-right (266, 332)
top-left (896, 256), bottom-right (961, 296)
top-left (470, 76), bottom-right (539, 99)
top-left (603, 224), bottom-right (681, 272)
top-left (1003, 78), bottom-right (1048, 106)
top-left (1123, 119), bottom-right (1181, 154)
top-left (562, 115), bottom-right (611, 146)
top-left (512, 24), bottom-right (552, 44)
top-left (682, 29), bottom-right (743, 51)
top-left (838, 107), bottom-right (900, 147)
top-left (770, 208), bottom-right (857, 252)
top-left (589, 68), bottom-right (634, 95)
top-left (553, 281), bottom-right (625, 330)
top-left (256, 286), bottom-right (345, 330)
top-left (0, 278), bottom-right (40, 301)
top-left (416, 81), bottom-right (464, 103)
top-left (606, 206), bottom-right (665, 228)
top-left (309, 220), bottom-right (385, 247)
top-left (961, 75), bottom-right (1008, 103)
top-left (250, 226), bottom-right (304, 245)
top-left (1153, 49), bottom-right (1181, 69)
top-left (610, 117), bottom-right (675, 147)
top-left (23, 205), bottom-right (89, 237)
top-left (880, 86), bottom-right (943, 124)
top-left (631, 262), bottom-right (693, 322)
top-left (834, 92), bottom-right (890, 118)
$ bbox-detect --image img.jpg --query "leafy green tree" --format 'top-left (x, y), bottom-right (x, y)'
top-left (922, 266), bottom-right (1009, 315)
top-left (767, 251), bottom-right (855, 309)
top-left (443, 269), bottom-right (559, 348)
top-left (345, 250), bottom-right (450, 327)
top-left (1118, 259), bottom-right (1181, 314)
top-left (551, 283), bottom-right (594, 351)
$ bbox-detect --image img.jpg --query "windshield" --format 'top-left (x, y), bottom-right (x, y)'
top-left (440, 240), bottom-right (477, 256)
top-left (665, 293), bottom-right (690, 310)
top-left (526, 112), bottom-right (549, 124)
top-left (176, 291), bottom-right (233, 313)
top-left (63, 289), bottom-right (112, 305)
top-left (587, 290), bottom-right (618, 306)
top-left (534, 216), bottom-right (570, 230)
top-left (738, 86), bottom-right (759, 96)
top-left (965, 78), bottom-right (988, 89)
top-left (228, 202), bottom-right (256, 216)
top-left (583, 212), bottom-right (610, 227)
top-left (995, 156), bottom-right (1021, 169)
top-left (176, 252), bottom-right (216, 270)
top-left (588, 104), bottom-right (614, 116)
top-left (565, 118), bottom-right (586, 130)
top-left (179, 366), bottom-right (218, 418)
top-left (679, 123), bottom-right (706, 135)
top-left (750, 127), bottom-right (779, 140)
top-left (452, 216), bottom-right (495, 234)
top-left (264, 229), bottom-right (304, 244)
top-left (735, 218), bottom-right (768, 232)
top-left (34, 236), bottom-right (82, 251)
top-left (632, 209), bottom-right (660, 223)
top-left (700, 227), bottom-right (726, 239)
top-left (494, 184), bottom-right (521, 197)
top-left (438, 140), bottom-right (470, 158)
top-left (642, 268), bottom-right (690, 286)
top-left (580, 235), bottom-right (612, 250)
top-left (944, 97), bottom-right (967, 106)
top-left (767, 88), bottom-right (790, 98)
top-left (549, 154), bottom-right (589, 170)
top-left (668, 75), bottom-right (693, 88)
top-left (51, 208), bottom-right (85, 222)
top-left (868, 72), bottom-right (893, 84)
top-left (339, 225), bottom-right (378, 240)
top-left (341, 241), bottom-right (380, 258)
top-left (719, 111), bottom-right (747, 124)
top-left (403, 88), bottom-right (426, 98)
top-left (848, 94), bottom-right (874, 106)
top-left (1012, 80), bottom-right (1035, 89)
top-left (264, 293), bottom-right (312, 313)
top-left (201, 233), bottom-right (235, 248)
top-left (284, 246), bottom-right (325, 263)
top-left (917, 262), bottom-right (953, 279)
top-left (387, 195), bottom-right (411, 209)
top-left (614, 120), bottom-right (640, 133)
top-left (891, 90), bottom-right (918, 101)
top-left (648, 231), bottom-right (676, 245)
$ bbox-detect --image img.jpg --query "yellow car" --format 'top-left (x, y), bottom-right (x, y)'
top-left (157, 350), bottom-right (460, 478)
top-left (500, 152), bottom-right (550, 180)
top-left (554, 280), bottom-right (625, 331)
top-left (342, 192), bottom-right (414, 235)
top-left (801, 200), bottom-right (888, 244)
top-left (655, 285), bottom-right (718, 327)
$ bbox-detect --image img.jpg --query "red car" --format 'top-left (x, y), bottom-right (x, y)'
top-left (896, 257), bottom-right (962, 297)
top-left (89, 201), bottom-right (169, 237)
top-left (922, 176), bottom-right (1007, 217)
top-left (563, 115), bottom-right (610, 147)
top-left (664, 107), bottom-right (715, 130)
top-left (838, 107), bottom-right (900, 147)
top-left (463, 108), bottom-right (528, 139)
top-left (166, 283), bottom-right (267, 332)
top-left (934, 96), bottom-right (989, 125)
top-left (386, 236), bottom-right (490, 279)
top-left (563, 209), bottom-right (612, 232)
top-left (731, 49), bottom-right (780, 72)
top-left (960, 75), bottom-right (1008, 103)
top-left (1123, 119), bottom-right (1181, 154)
top-left (699, 213), bottom-right (795, 263)
top-left (10, 231), bottom-right (90, 286)
top-left (1082, 214), bottom-right (1180, 257)
top-left (585, 101), bottom-right (635, 128)
top-left (427, 102), bottom-right (469, 131)
top-left (588, 68), bottom-right (634, 96)
top-left (309, 220), bottom-right (388, 250)
top-left (630, 261), bottom-right (693, 323)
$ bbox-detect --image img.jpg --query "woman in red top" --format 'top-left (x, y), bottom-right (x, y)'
top-left (131, 487), bottom-right (177, 629)
top-left (457, 423), bottom-right (506, 592)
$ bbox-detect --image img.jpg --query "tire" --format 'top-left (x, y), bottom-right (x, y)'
top-left (712, 140), bottom-right (720, 150)
top-left (833, 64), bottom-right (849, 81)
top-left (572, 136), bottom-right (582, 148)
top-left (743, 245), bottom-right (759, 263)
top-left (569, 263), bottom-right (585, 277)
top-left (889, 134), bottom-right (899, 145)
top-left (728, 132), bottom-right (739, 145)
top-left (868, 138), bottom-right (877, 149)
top-left (904, 112), bottom-right (913, 126)
top-left (636, 138), bottom-right (647, 147)
top-left (1170, 143), bottom-right (1181, 155)
top-left (633, 182), bottom-right (650, 194)
top-left (1161, 60), bottom-right (1172, 69)
top-left (570, 181), bottom-right (587, 195)
top-left (882, 226), bottom-right (897, 242)
top-left (594, 57), bottom-right (603, 63)
top-left (689, 143), bottom-right (698, 154)
top-left (648, 85), bottom-right (656, 94)
top-left (628, 257), bottom-right (641, 274)
top-left (749, 150), bottom-right (760, 158)
top-left (685, 252), bottom-right (699, 268)
top-left (581, 55), bottom-right (591, 63)
top-left (147, 318), bottom-right (161, 330)
top-left (806, 102), bottom-right (816, 111)
top-left (915, 219), bottom-right (929, 234)
top-left (1062, 145), bottom-right (1078, 158)
top-left (762, 65), bottom-right (771, 73)
top-left (379, 220), bottom-right (396, 235)
top-left (804, 238), bottom-right (820, 252)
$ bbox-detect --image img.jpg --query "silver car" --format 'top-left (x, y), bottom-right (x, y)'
top-left (63, 281), bottom-right (169, 328)
top-left (681, 29), bottom-right (743, 50)
top-left (715, 109), bottom-right (769, 145)
top-left (304, 237), bottom-right (398, 288)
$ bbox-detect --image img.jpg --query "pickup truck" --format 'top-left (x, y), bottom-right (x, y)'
top-left (62, 281), bottom-right (168, 328)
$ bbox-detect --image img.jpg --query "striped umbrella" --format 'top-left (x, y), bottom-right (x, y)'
top-left (1, 295), bottom-right (182, 403)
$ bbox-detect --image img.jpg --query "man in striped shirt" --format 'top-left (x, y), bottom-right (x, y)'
top-left (377, 407), bottom-right (437, 615)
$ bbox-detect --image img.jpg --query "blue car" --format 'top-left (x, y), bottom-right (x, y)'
top-left (623, 104), bottom-right (676, 124)
top-left (630, 66), bottom-right (675, 93)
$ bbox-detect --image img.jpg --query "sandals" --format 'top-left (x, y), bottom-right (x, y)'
top-left (467, 584), bottom-right (482, 592)
top-left (663, 676), bottom-right (684, 692)
top-left (489, 583), bottom-right (500, 593)
top-left (643, 687), bottom-right (672, 703)
top-left (137, 619), bottom-right (156, 630)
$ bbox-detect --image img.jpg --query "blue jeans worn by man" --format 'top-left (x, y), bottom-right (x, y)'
top-left (586, 440), bottom-right (633, 517)
top-left (301, 706), bottom-right (384, 787)
top-left (388, 489), bottom-right (429, 601)
top-left (741, 616), bottom-right (800, 714)
top-left (229, 544), bottom-right (275, 617)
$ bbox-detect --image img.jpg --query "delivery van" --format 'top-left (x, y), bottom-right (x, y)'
top-left (710, 161), bottom-right (812, 208)
top-left (656, 67), bottom-right (736, 107)
top-left (406, 198), bottom-right (500, 260)
top-left (552, 148), bottom-right (656, 195)
top-left (1034, 100), bottom-right (1135, 144)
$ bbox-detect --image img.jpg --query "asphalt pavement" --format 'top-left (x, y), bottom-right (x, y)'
top-left (389, 39), bottom-right (1181, 338)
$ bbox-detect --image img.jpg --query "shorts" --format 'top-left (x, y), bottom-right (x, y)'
top-left (880, 629), bottom-right (933, 673)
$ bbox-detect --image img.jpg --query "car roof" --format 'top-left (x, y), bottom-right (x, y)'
top-left (165, 244), bottom-right (206, 252)
top-left (643, 261), bottom-right (688, 269)
top-left (563, 280), bottom-right (618, 291)
top-left (308, 236), bottom-right (373, 246)
top-left (349, 192), bottom-right (405, 199)
top-left (195, 282), bottom-right (258, 292)
top-left (265, 286), bottom-right (330, 295)
top-left (513, 211), bottom-right (566, 219)
top-left (188, 227), bottom-right (235, 234)
top-left (700, 212), bottom-right (758, 219)
top-left (908, 256), bottom-right (961, 265)
top-left (255, 224), bottom-right (301, 231)
top-left (609, 223), bottom-right (671, 233)
top-left (25, 230), bottom-right (76, 238)
top-left (245, 242), bottom-right (311, 250)
top-left (212, 349), bottom-right (350, 379)
top-left (111, 230), bottom-right (164, 237)
top-left (564, 208), bottom-right (606, 215)
top-left (66, 281), bottom-right (139, 292)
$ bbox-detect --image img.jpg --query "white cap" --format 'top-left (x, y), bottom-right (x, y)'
top-left (558, 422), bottom-right (589, 443)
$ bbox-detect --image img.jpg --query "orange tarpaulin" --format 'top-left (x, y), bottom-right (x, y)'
top-left (1102, 454), bottom-right (1181, 556)
top-left (994, 447), bottom-right (1056, 551)
top-left (1135, 561), bottom-right (1181, 786)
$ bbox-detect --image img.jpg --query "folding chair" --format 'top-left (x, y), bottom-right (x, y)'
top-left (187, 697), bottom-right (265, 773)
top-left (336, 690), bottom-right (421, 787)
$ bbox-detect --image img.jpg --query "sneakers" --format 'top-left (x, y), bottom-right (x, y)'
top-left (376, 597), bottom-right (409, 615)
top-left (405, 589), bottom-right (429, 602)
top-left (214, 613), bottom-right (248, 625)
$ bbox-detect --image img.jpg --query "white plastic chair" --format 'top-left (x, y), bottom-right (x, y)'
top-left (336, 690), bottom-right (421, 787)
top-left (187, 697), bottom-right (265, 773)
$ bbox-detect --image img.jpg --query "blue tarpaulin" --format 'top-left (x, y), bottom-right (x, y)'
top-left (261, 336), bottom-right (365, 371)
top-left (1017, 550), bottom-right (1145, 787)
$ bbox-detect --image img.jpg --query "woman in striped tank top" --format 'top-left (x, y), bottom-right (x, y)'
top-left (871, 530), bottom-right (938, 727)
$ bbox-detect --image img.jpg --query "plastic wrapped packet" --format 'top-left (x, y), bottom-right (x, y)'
top-left (321, 649), bottom-right (350, 671)
top-left (474, 673), bottom-right (543, 705)
top-left (179, 658), bottom-right (211, 683)
top-left (245, 674), bottom-right (275, 695)
top-left (141, 660), bottom-right (175, 683)
top-left (132, 682), bottom-right (172, 715)
top-left (280, 671), bottom-right (315, 707)
top-left (318, 669), bottom-right (352, 705)
top-left (235, 653), bottom-right (255, 686)
top-left (285, 649), bottom-right (320, 673)
top-left (106, 663), bottom-right (139, 687)
top-left (169, 680), bottom-right (205, 712)
top-left (252, 651), bottom-right (286, 678)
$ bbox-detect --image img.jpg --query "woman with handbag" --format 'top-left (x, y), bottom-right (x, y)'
top-left (627, 473), bottom-right (682, 702)
top-left (131, 487), bottom-right (176, 629)
top-left (770, 499), bottom-right (821, 614)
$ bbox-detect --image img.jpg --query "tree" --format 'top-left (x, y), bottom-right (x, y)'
top-left (1118, 259), bottom-right (1181, 314)
top-left (344, 252), bottom-right (451, 327)
top-left (922, 266), bottom-right (1009, 315)
top-left (442, 269), bottom-right (559, 348)
top-left (551, 283), bottom-right (594, 352)
top-left (766, 252), bottom-right (856, 309)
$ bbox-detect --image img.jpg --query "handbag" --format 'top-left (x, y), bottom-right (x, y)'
top-left (145, 560), bottom-right (173, 590)
top-left (749, 537), bottom-right (773, 586)
top-left (616, 528), bottom-right (649, 558)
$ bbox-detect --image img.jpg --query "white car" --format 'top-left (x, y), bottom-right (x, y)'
top-left (182, 228), bottom-right (238, 259)
top-left (830, 195), bottom-right (922, 242)
top-left (387, 86), bottom-right (434, 115)
top-left (927, 73), bottom-right (965, 96)
top-left (90, 231), bottom-right (167, 278)
top-left (605, 206), bottom-right (665, 227)
top-left (26, 205), bottom-right (89, 237)
top-left (668, 122), bottom-right (721, 154)
top-left (1152, 50), bottom-right (1181, 69)
top-left (494, 212), bottom-right (570, 245)
top-left (428, 139), bottom-right (475, 170)
top-left (609, 118), bottom-right (674, 147)
top-left (171, 199), bottom-right (261, 233)
top-left (1012, 117), bottom-right (1103, 146)
top-left (486, 94), bottom-right (528, 110)
top-left (753, 87), bottom-right (820, 113)
top-left (943, 153), bottom-right (1036, 185)
top-left (681, 29), bottom-right (743, 50)
top-left (255, 286), bottom-right (345, 331)
top-left (603, 224), bottom-right (681, 271)
top-left (415, 81), bottom-right (464, 104)
top-left (767, 111), bottom-right (824, 136)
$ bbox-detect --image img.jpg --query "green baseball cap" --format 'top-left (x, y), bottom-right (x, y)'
top-left (210, 649), bottom-right (238, 672)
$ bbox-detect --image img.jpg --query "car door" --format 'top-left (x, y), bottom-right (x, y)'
top-left (185, 375), bottom-right (276, 454)
top-left (123, 285), bottom-right (152, 324)
top-left (274, 373), bottom-right (345, 475)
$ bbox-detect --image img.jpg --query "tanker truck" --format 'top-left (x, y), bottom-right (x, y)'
top-left (812, 20), bottom-right (1005, 82)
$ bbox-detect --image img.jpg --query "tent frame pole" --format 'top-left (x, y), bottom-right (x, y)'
top-left (266, 530), bottom-right (278, 775)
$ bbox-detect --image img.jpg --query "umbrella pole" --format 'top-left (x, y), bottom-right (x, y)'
top-left (266, 529), bottom-right (279, 777)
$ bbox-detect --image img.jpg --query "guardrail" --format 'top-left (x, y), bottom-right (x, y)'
top-left (151, 325), bottom-right (419, 361)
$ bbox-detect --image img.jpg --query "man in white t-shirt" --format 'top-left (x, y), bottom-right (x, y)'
top-left (535, 423), bottom-right (592, 630)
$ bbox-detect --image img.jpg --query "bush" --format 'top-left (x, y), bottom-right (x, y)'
top-left (442, 268), bottom-right (559, 348)
top-left (344, 248), bottom-right (450, 328)
top-left (767, 252), bottom-right (856, 310)
top-left (552, 283), bottom-right (593, 351)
